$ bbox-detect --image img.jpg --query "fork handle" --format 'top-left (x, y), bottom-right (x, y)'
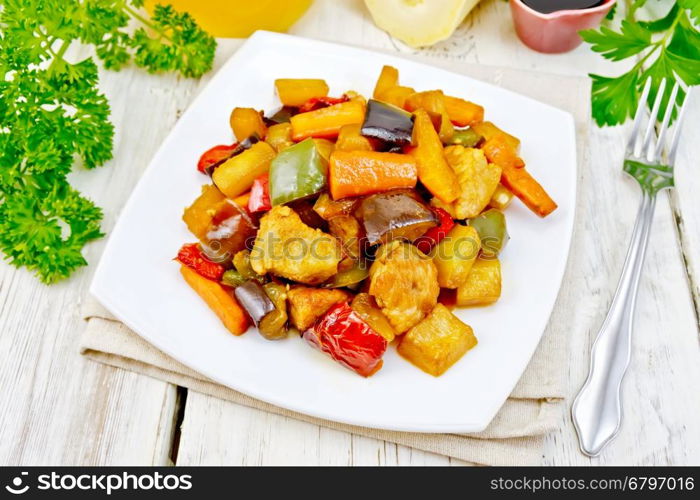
top-left (572, 190), bottom-right (657, 456)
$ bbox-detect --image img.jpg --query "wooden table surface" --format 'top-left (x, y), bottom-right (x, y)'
top-left (1, 0), bottom-right (698, 466)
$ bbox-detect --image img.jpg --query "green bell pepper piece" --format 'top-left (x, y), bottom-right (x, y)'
top-left (221, 269), bottom-right (246, 287)
top-left (323, 259), bottom-right (369, 289)
top-left (269, 138), bottom-right (327, 206)
top-left (446, 127), bottom-right (483, 147)
top-left (233, 250), bottom-right (265, 283)
top-left (469, 208), bottom-right (509, 257)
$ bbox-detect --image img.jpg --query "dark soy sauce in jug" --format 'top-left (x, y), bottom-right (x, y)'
top-left (522, 0), bottom-right (604, 14)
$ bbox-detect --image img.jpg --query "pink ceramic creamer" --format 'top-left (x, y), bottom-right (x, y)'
top-left (510, 0), bottom-right (616, 54)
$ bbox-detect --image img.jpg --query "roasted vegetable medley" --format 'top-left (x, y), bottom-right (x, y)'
top-left (176, 66), bottom-right (558, 377)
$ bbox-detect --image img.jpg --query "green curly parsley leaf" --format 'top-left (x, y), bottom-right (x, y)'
top-left (130, 4), bottom-right (216, 77)
top-left (90, 2), bottom-right (216, 77)
top-left (0, 0), bottom-right (216, 283)
top-left (0, 184), bottom-right (104, 284)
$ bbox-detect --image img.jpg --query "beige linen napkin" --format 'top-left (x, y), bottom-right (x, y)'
top-left (81, 56), bottom-right (589, 466)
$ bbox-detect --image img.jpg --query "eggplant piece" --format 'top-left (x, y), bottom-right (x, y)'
top-left (203, 134), bottom-right (260, 176)
top-left (238, 134), bottom-right (260, 149)
top-left (201, 200), bottom-right (257, 264)
top-left (258, 282), bottom-right (289, 340)
top-left (235, 280), bottom-right (289, 340)
top-left (265, 106), bottom-right (298, 125)
top-left (288, 199), bottom-right (328, 231)
top-left (376, 143), bottom-right (405, 153)
top-left (355, 191), bottom-right (438, 245)
top-left (234, 281), bottom-right (276, 327)
top-left (361, 99), bottom-right (414, 147)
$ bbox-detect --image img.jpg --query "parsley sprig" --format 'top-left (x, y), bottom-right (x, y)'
top-left (0, 0), bottom-right (216, 283)
top-left (580, 0), bottom-right (700, 126)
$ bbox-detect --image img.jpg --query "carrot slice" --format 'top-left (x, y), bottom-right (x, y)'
top-left (329, 150), bottom-right (417, 199)
top-left (472, 122), bottom-right (520, 149)
top-left (180, 265), bottom-right (250, 335)
top-left (500, 164), bottom-right (557, 217)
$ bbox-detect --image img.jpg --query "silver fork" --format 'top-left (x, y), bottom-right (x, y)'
top-left (571, 78), bottom-right (690, 457)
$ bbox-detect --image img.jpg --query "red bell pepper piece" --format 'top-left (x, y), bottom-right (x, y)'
top-left (303, 302), bottom-right (388, 377)
top-left (415, 207), bottom-right (455, 254)
top-left (176, 243), bottom-right (226, 281)
top-left (248, 174), bottom-right (271, 213)
top-left (298, 94), bottom-right (349, 113)
top-left (197, 143), bottom-right (238, 174)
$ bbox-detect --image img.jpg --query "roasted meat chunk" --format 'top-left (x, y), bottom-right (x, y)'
top-left (368, 241), bottom-right (439, 333)
top-left (431, 145), bottom-right (501, 219)
top-left (250, 206), bottom-right (342, 285)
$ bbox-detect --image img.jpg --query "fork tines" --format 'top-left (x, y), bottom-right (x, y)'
top-left (626, 77), bottom-right (690, 166)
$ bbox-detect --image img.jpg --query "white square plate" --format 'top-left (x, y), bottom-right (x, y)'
top-left (91, 31), bottom-right (576, 433)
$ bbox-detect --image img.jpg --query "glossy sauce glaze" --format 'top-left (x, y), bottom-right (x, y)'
top-left (438, 288), bottom-right (458, 310)
top-left (521, 0), bottom-right (604, 14)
